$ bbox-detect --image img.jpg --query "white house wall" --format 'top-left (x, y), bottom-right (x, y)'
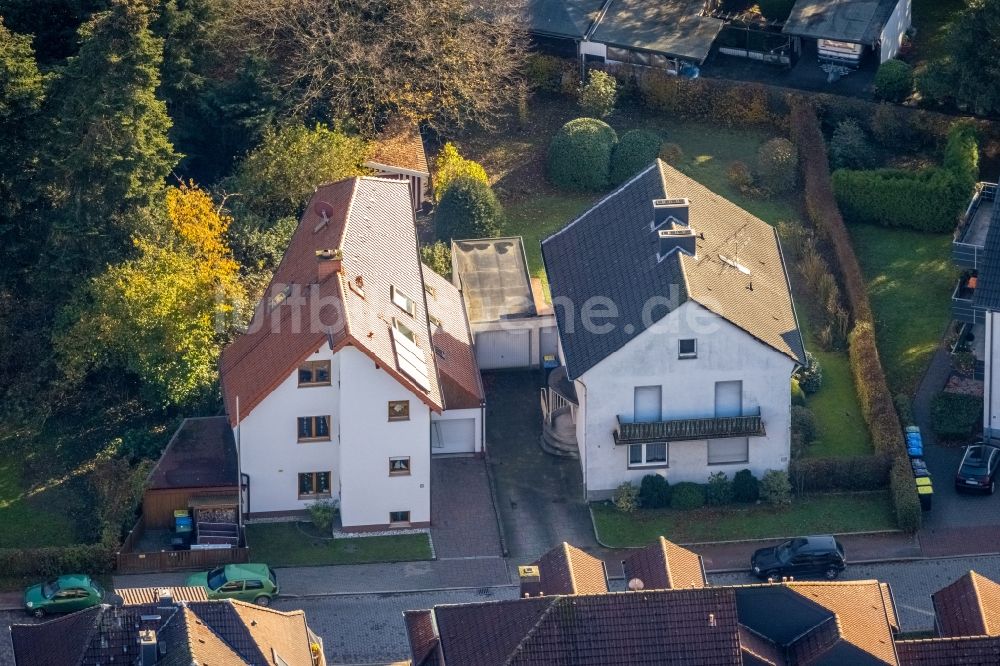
top-left (338, 346), bottom-right (431, 527)
top-left (574, 301), bottom-right (796, 500)
top-left (985, 311), bottom-right (1000, 441)
top-left (579, 41), bottom-right (607, 59)
top-left (431, 407), bottom-right (483, 455)
top-left (879, 0), bottom-right (912, 63)
top-left (237, 347), bottom-right (342, 516)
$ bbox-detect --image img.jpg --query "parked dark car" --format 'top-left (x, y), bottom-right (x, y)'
top-left (955, 443), bottom-right (1000, 494)
top-left (751, 536), bottom-right (846, 581)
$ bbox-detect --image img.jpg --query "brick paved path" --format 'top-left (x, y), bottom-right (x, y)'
top-left (430, 457), bottom-right (503, 559)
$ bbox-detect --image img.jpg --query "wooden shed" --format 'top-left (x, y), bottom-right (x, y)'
top-left (142, 416), bottom-right (239, 529)
top-left (363, 118), bottom-right (430, 210)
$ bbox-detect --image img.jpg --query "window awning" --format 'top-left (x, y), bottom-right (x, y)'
top-left (614, 414), bottom-right (765, 444)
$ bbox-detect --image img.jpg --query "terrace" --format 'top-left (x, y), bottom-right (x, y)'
top-left (953, 182), bottom-right (998, 270)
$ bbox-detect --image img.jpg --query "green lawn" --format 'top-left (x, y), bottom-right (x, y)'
top-left (245, 522), bottom-right (433, 567)
top-left (805, 349), bottom-right (872, 457)
top-left (592, 492), bottom-right (895, 546)
top-left (0, 458), bottom-right (77, 549)
top-left (848, 225), bottom-right (956, 395)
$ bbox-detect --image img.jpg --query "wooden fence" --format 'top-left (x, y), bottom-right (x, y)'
top-left (116, 515), bottom-right (250, 574)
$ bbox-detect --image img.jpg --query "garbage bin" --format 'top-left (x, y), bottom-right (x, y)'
top-left (911, 458), bottom-right (931, 478)
top-left (916, 477), bottom-right (933, 511)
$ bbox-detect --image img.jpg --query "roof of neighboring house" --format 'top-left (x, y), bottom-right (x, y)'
top-left (365, 119), bottom-right (429, 176)
top-left (525, 0), bottom-right (605, 39)
top-left (973, 198), bottom-right (1000, 311)
top-left (452, 237), bottom-right (538, 324)
top-left (591, 0), bottom-right (725, 63)
top-left (528, 542), bottom-right (608, 596)
top-left (403, 609), bottom-right (442, 666)
top-left (895, 635), bottom-right (1000, 665)
top-left (220, 177), bottom-right (448, 425)
top-left (423, 265), bottom-right (484, 409)
top-left (622, 535), bottom-right (707, 590)
top-left (10, 599), bottom-right (320, 666)
top-left (117, 586), bottom-right (209, 606)
top-left (932, 570), bottom-right (1000, 637)
top-left (782, 0), bottom-right (900, 44)
top-left (146, 417), bottom-right (238, 490)
top-left (541, 160), bottom-right (805, 380)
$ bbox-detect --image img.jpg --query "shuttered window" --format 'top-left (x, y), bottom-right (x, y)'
top-left (708, 438), bottom-right (749, 465)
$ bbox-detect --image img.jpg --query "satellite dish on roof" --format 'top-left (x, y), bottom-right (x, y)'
top-left (313, 200), bottom-right (335, 219)
top-left (628, 578), bottom-right (645, 591)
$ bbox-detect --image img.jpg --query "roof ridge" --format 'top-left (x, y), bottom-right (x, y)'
top-left (502, 597), bottom-right (562, 666)
top-left (658, 536), bottom-right (673, 589)
top-left (969, 570), bottom-right (991, 633)
top-left (229, 598), bottom-right (304, 617)
top-left (561, 542), bottom-right (580, 594)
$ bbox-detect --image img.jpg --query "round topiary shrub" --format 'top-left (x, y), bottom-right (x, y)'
top-left (548, 118), bottom-right (618, 192)
top-left (638, 474), bottom-right (671, 509)
top-left (435, 176), bottom-right (503, 241)
top-left (874, 59), bottom-right (914, 103)
top-left (658, 142), bottom-right (684, 165)
top-left (732, 469), bottom-right (760, 503)
top-left (579, 69), bottom-right (617, 118)
top-left (610, 129), bottom-right (662, 185)
top-left (756, 137), bottom-right (798, 193)
top-left (829, 119), bottom-right (875, 170)
top-left (670, 482), bottom-right (706, 510)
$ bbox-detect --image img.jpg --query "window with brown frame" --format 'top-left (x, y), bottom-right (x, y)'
top-left (298, 472), bottom-right (331, 498)
top-left (298, 360), bottom-right (331, 386)
top-left (389, 457), bottom-right (411, 476)
top-left (389, 510), bottom-right (411, 524)
top-left (388, 400), bottom-right (410, 421)
top-left (297, 416), bottom-right (331, 442)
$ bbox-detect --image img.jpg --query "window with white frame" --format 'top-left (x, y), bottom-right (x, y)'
top-left (708, 438), bottom-right (749, 464)
top-left (394, 318), bottom-right (417, 345)
top-left (391, 285), bottom-right (416, 317)
top-left (628, 442), bottom-right (668, 467)
top-left (678, 339), bottom-right (697, 359)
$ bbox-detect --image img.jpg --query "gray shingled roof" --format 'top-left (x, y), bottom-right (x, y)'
top-left (541, 160), bottom-right (805, 380)
top-left (525, 0), bottom-right (605, 39)
top-left (974, 200), bottom-right (1000, 311)
top-left (782, 0), bottom-right (899, 44)
top-left (591, 0), bottom-right (725, 63)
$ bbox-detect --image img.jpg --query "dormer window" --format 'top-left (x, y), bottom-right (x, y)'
top-left (269, 285), bottom-right (292, 309)
top-left (391, 285), bottom-right (416, 317)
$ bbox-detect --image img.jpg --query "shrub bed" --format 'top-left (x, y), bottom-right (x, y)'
top-left (789, 455), bottom-right (891, 493)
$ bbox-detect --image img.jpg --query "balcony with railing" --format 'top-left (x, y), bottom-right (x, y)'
top-left (952, 272), bottom-right (986, 325)
top-left (613, 408), bottom-right (765, 445)
top-left (953, 183), bottom-right (997, 270)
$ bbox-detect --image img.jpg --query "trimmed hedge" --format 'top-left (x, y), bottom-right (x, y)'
top-left (611, 129), bottom-right (662, 185)
top-left (547, 117), bottom-right (618, 191)
top-left (931, 392), bottom-right (983, 440)
top-left (670, 482), bottom-right (706, 510)
top-left (0, 541), bottom-right (116, 578)
top-left (789, 455), bottom-right (891, 493)
top-left (891, 456), bottom-right (923, 532)
top-left (943, 121), bottom-right (980, 190)
top-left (832, 167), bottom-right (971, 232)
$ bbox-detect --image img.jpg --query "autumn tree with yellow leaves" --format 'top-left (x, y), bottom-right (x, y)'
top-left (56, 183), bottom-right (246, 407)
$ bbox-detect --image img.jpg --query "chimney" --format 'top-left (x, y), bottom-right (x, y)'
top-left (653, 198), bottom-right (690, 227)
top-left (316, 248), bottom-right (343, 282)
top-left (139, 629), bottom-right (158, 666)
top-left (518, 565), bottom-right (542, 598)
top-left (658, 228), bottom-right (697, 259)
top-left (157, 588), bottom-right (174, 607)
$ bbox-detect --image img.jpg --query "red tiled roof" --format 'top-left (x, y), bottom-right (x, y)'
top-left (221, 177), bottom-right (445, 425)
top-left (365, 119), bottom-right (429, 175)
top-left (434, 597), bottom-right (554, 666)
top-left (896, 635), bottom-right (1000, 665)
top-left (529, 542), bottom-right (608, 596)
top-left (621, 535), bottom-right (706, 590)
top-left (404, 609), bottom-right (441, 666)
top-left (423, 266), bottom-right (483, 410)
top-left (932, 571), bottom-right (1000, 637)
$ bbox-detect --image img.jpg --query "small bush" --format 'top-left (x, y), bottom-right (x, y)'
top-left (894, 393), bottom-right (914, 427)
top-left (756, 137), bottom-right (798, 193)
top-left (638, 474), bottom-right (671, 509)
top-left (915, 59), bottom-right (954, 107)
top-left (435, 176), bottom-right (503, 241)
top-left (874, 59), bottom-right (914, 102)
top-left (547, 118), bottom-right (618, 191)
top-left (760, 469), bottom-right (792, 505)
top-left (727, 160), bottom-right (754, 193)
top-left (670, 482), bottom-right (706, 510)
top-left (870, 103), bottom-right (910, 146)
top-left (308, 498), bottom-right (338, 533)
top-left (433, 143), bottom-right (489, 203)
top-left (931, 392), bottom-right (983, 440)
top-left (420, 240), bottom-right (452, 279)
top-left (791, 377), bottom-right (806, 406)
top-left (613, 481), bottom-right (639, 513)
top-left (579, 69), bottom-right (617, 118)
top-left (829, 119), bottom-right (875, 170)
top-left (791, 406), bottom-right (818, 445)
top-left (659, 142), bottom-right (684, 164)
top-left (732, 469), bottom-right (760, 503)
top-left (525, 54), bottom-right (573, 93)
top-left (706, 472), bottom-right (734, 506)
top-left (789, 455), bottom-right (892, 493)
top-left (611, 129), bottom-right (662, 184)
top-left (795, 351), bottom-right (823, 393)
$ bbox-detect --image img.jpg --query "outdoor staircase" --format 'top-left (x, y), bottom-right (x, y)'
top-left (541, 405), bottom-right (580, 459)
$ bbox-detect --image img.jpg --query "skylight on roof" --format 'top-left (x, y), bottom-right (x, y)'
top-left (392, 319), bottom-right (431, 391)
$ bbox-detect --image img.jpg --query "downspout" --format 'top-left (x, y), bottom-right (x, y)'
top-left (575, 374), bottom-right (589, 502)
top-left (236, 396), bottom-right (244, 534)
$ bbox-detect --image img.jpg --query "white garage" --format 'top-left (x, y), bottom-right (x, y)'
top-left (475, 329), bottom-right (532, 370)
top-left (431, 414), bottom-right (480, 454)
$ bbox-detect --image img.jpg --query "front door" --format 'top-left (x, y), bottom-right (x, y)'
top-left (634, 386), bottom-right (662, 422)
top-left (715, 381), bottom-right (743, 418)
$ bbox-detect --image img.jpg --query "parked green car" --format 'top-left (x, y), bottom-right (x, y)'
top-left (23, 574), bottom-right (104, 617)
top-left (186, 563), bottom-right (278, 606)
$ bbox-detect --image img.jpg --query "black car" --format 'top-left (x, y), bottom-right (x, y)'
top-left (751, 535), bottom-right (846, 581)
top-left (955, 443), bottom-right (1000, 494)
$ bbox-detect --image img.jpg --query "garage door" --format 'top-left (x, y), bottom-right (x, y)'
top-left (475, 330), bottom-right (531, 369)
top-left (432, 418), bottom-right (477, 454)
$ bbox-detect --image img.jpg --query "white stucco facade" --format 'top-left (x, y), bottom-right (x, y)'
top-left (878, 0), bottom-right (912, 63)
top-left (568, 301), bottom-right (797, 500)
top-left (238, 344), bottom-right (433, 529)
top-left (430, 407), bottom-right (483, 455)
top-left (984, 311), bottom-right (1000, 441)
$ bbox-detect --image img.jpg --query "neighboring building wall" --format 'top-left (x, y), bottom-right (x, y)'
top-left (879, 0), bottom-right (911, 63)
top-left (338, 346), bottom-right (431, 528)
top-left (985, 311), bottom-right (1000, 441)
top-left (579, 40), bottom-right (608, 59)
top-left (574, 302), bottom-right (796, 500)
top-left (431, 407), bottom-right (483, 455)
top-left (238, 347), bottom-right (342, 517)
top-left (366, 166), bottom-right (427, 210)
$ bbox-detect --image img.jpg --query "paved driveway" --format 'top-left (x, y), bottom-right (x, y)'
top-left (430, 457), bottom-right (503, 559)
top-left (483, 371), bottom-right (598, 564)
